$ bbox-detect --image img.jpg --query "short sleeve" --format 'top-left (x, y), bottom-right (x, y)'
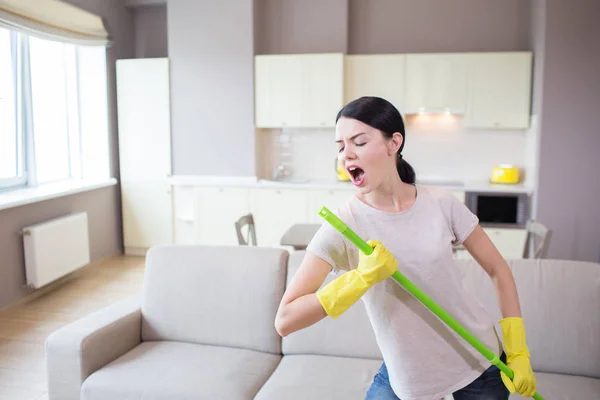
top-left (447, 193), bottom-right (479, 245)
top-left (305, 221), bottom-right (351, 274)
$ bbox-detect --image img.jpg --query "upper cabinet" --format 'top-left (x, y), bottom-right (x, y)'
top-left (405, 53), bottom-right (467, 114)
top-left (344, 54), bottom-right (406, 114)
top-left (464, 52), bottom-right (532, 129)
top-left (254, 51), bottom-right (533, 130)
top-left (254, 53), bottom-right (343, 128)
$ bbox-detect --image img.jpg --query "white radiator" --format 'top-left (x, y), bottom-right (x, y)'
top-left (22, 212), bottom-right (91, 289)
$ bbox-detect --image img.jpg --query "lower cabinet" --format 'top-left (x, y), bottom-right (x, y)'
top-left (194, 186), bottom-right (251, 246)
top-left (307, 189), bottom-right (354, 223)
top-left (454, 227), bottom-right (527, 260)
top-left (250, 188), bottom-right (310, 248)
top-left (172, 185), bottom-right (526, 259)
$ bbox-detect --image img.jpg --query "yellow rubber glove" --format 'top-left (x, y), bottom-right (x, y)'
top-left (316, 240), bottom-right (397, 319)
top-left (499, 317), bottom-right (537, 397)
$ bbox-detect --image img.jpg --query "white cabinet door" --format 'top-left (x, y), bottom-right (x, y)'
top-left (465, 52), bottom-right (532, 129)
top-left (116, 58), bottom-right (172, 252)
top-left (484, 228), bottom-right (527, 259)
top-left (405, 53), bottom-right (467, 114)
top-left (121, 181), bottom-right (173, 251)
top-left (344, 54), bottom-right (406, 115)
top-left (251, 188), bottom-right (309, 248)
top-left (454, 228), bottom-right (526, 260)
top-left (254, 54), bottom-right (344, 128)
top-left (254, 55), bottom-right (303, 128)
top-left (307, 189), bottom-right (353, 223)
top-left (194, 187), bottom-right (251, 246)
top-left (301, 54), bottom-right (344, 127)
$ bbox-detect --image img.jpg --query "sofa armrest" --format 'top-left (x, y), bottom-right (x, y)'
top-left (45, 294), bottom-right (142, 400)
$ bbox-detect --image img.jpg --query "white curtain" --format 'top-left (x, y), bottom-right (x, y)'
top-left (0, 0), bottom-right (110, 46)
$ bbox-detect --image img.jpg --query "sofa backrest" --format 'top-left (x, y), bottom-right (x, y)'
top-left (282, 251), bottom-right (382, 360)
top-left (141, 245), bottom-right (288, 355)
top-left (457, 258), bottom-right (600, 378)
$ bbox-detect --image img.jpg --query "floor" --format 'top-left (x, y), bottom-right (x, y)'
top-left (0, 255), bottom-right (145, 400)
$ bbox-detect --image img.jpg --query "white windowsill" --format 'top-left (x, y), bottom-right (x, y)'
top-left (0, 178), bottom-right (118, 212)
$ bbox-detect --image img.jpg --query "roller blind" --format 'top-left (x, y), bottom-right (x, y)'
top-left (0, 0), bottom-right (110, 46)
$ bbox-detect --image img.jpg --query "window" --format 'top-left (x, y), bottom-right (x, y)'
top-left (0, 27), bottom-right (109, 191)
top-left (0, 28), bottom-right (24, 189)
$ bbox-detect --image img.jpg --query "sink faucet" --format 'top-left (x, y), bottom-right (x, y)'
top-left (272, 165), bottom-right (288, 181)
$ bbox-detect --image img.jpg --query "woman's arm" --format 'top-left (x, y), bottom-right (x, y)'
top-left (461, 225), bottom-right (522, 318)
top-left (274, 252), bottom-right (331, 337)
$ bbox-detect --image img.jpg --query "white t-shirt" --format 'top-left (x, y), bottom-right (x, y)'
top-left (306, 184), bottom-right (503, 400)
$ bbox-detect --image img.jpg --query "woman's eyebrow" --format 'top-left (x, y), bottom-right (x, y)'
top-left (335, 132), bottom-right (366, 144)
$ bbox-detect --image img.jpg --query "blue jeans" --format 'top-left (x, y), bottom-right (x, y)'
top-left (365, 352), bottom-right (510, 399)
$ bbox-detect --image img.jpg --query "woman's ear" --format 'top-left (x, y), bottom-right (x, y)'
top-left (388, 132), bottom-right (403, 155)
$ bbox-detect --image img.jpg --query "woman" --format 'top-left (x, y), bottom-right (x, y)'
top-left (274, 97), bottom-right (537, 400)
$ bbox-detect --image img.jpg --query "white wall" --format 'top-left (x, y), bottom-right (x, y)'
top-left (258, 118), bottom-right (531, 185)
top-left (168, 0), bottom-right (256, 177)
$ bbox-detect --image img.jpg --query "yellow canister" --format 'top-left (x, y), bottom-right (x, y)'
top-left (490, 165), bottom-right (520, 184)
top-left (336, 159), bottom-right (350, 181)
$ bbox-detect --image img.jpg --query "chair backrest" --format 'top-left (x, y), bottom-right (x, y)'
top-left (141, 245), bottom-right (288, 355)
top-left (281, 251), bottom-right (382, 360)
top-left (523, 220), bottom-right (552, 259)
top-left (235, 213), bottom-right (257, 246)
top-left (457, 258), bottom-right (600, 378)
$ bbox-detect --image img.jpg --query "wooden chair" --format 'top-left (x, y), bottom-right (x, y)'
top-left (235, 214), bottom-right (257, 246)
top-left (522, 220), bottom-right (552, 259)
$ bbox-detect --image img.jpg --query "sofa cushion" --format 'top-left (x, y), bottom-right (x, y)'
top-left (141, 245), bottom-right (288, 354)
top-left (456, 258), bottom-right (600, 378)
top-left (282, 251), bottom-right (382, 360)
top-left (254, 354), bottom-right (382, 400)
top-left (81, 341), bottom-right (281, 400)
top-left (509, 372), bottom-right (600, 399)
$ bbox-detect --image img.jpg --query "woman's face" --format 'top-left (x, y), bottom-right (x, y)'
top-left (335, 117), bottom-right (402, 192)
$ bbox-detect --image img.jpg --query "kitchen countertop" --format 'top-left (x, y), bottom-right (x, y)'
top-left (168, 175), bottom-right (534, 194)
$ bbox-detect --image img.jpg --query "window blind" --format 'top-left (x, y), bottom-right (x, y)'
top-left (0, 0), bottom-right (110, 46)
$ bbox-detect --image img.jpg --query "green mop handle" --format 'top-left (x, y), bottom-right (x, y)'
top-left (318, 206), bottom-right (544, 400)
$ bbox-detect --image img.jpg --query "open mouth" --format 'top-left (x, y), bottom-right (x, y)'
top-left (347, 165), bottom-right (365, 186)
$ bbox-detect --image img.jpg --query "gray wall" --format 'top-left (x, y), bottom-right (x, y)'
top-left (0, 0), bottom-right (134, 309)
top-left (255, 0), bottom-right (348, 54)
top-left (535, 0), bottom-right (600, 262)
top-left (348, 0), bottom-right (531, 54)
top-left (168, 0), bottom-right (255, 176)
top-left (134, 5), bottom-right (168, 58)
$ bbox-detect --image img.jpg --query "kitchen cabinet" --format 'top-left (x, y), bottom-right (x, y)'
top-left (405, 53), bottom-right (467, 114)
top-left (455, 227), bottom-right (527, 260)
top-left (464, 52), bottom-right (532, 129)
top-left (254, 53), bottom-right (343, 128)
top-left (344, 54), bottom-right (406, 114)
top-left (116, 58), bottom-right (173, 255)
top-left (194, 187), bottom-right (251, 246)
top-left (308, 189), bottom-right (353, 223)
top-left (301, 54), bottom-right (344, 127)
top-left (254, 55), bottom-right (303, 128)
top-left (250, 188), bottom-right (310, 248)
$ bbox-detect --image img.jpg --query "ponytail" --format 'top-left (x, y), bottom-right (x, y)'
top-left (396, 153), bottom-right (416, 184)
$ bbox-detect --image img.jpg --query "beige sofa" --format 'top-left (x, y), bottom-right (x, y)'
top-left (46, 245), bottom-right (600, 399)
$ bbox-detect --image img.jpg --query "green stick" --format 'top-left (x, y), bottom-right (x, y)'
top-left (318, 206), bottom-right (544, 400)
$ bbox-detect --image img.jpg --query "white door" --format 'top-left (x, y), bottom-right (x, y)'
top-left (116, 58), bottom-right (173, 252)
top-left (344, 54), bottom-right (406, 115)
top-left (308, 189), bottom-right (353, 223)
top-left (405, 53), bottom-right (467, 113)
top-left (464, 52), bottom-right (532, 129)
top-left (195, 187), bottom-right (251, 246)
top-left (251, 188), bottom-right (309, 248)
top-left (254, 55), bottom-right (303, 128)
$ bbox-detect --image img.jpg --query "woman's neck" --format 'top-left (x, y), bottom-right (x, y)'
top-left (357, 173), bottom-right (416, 213)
